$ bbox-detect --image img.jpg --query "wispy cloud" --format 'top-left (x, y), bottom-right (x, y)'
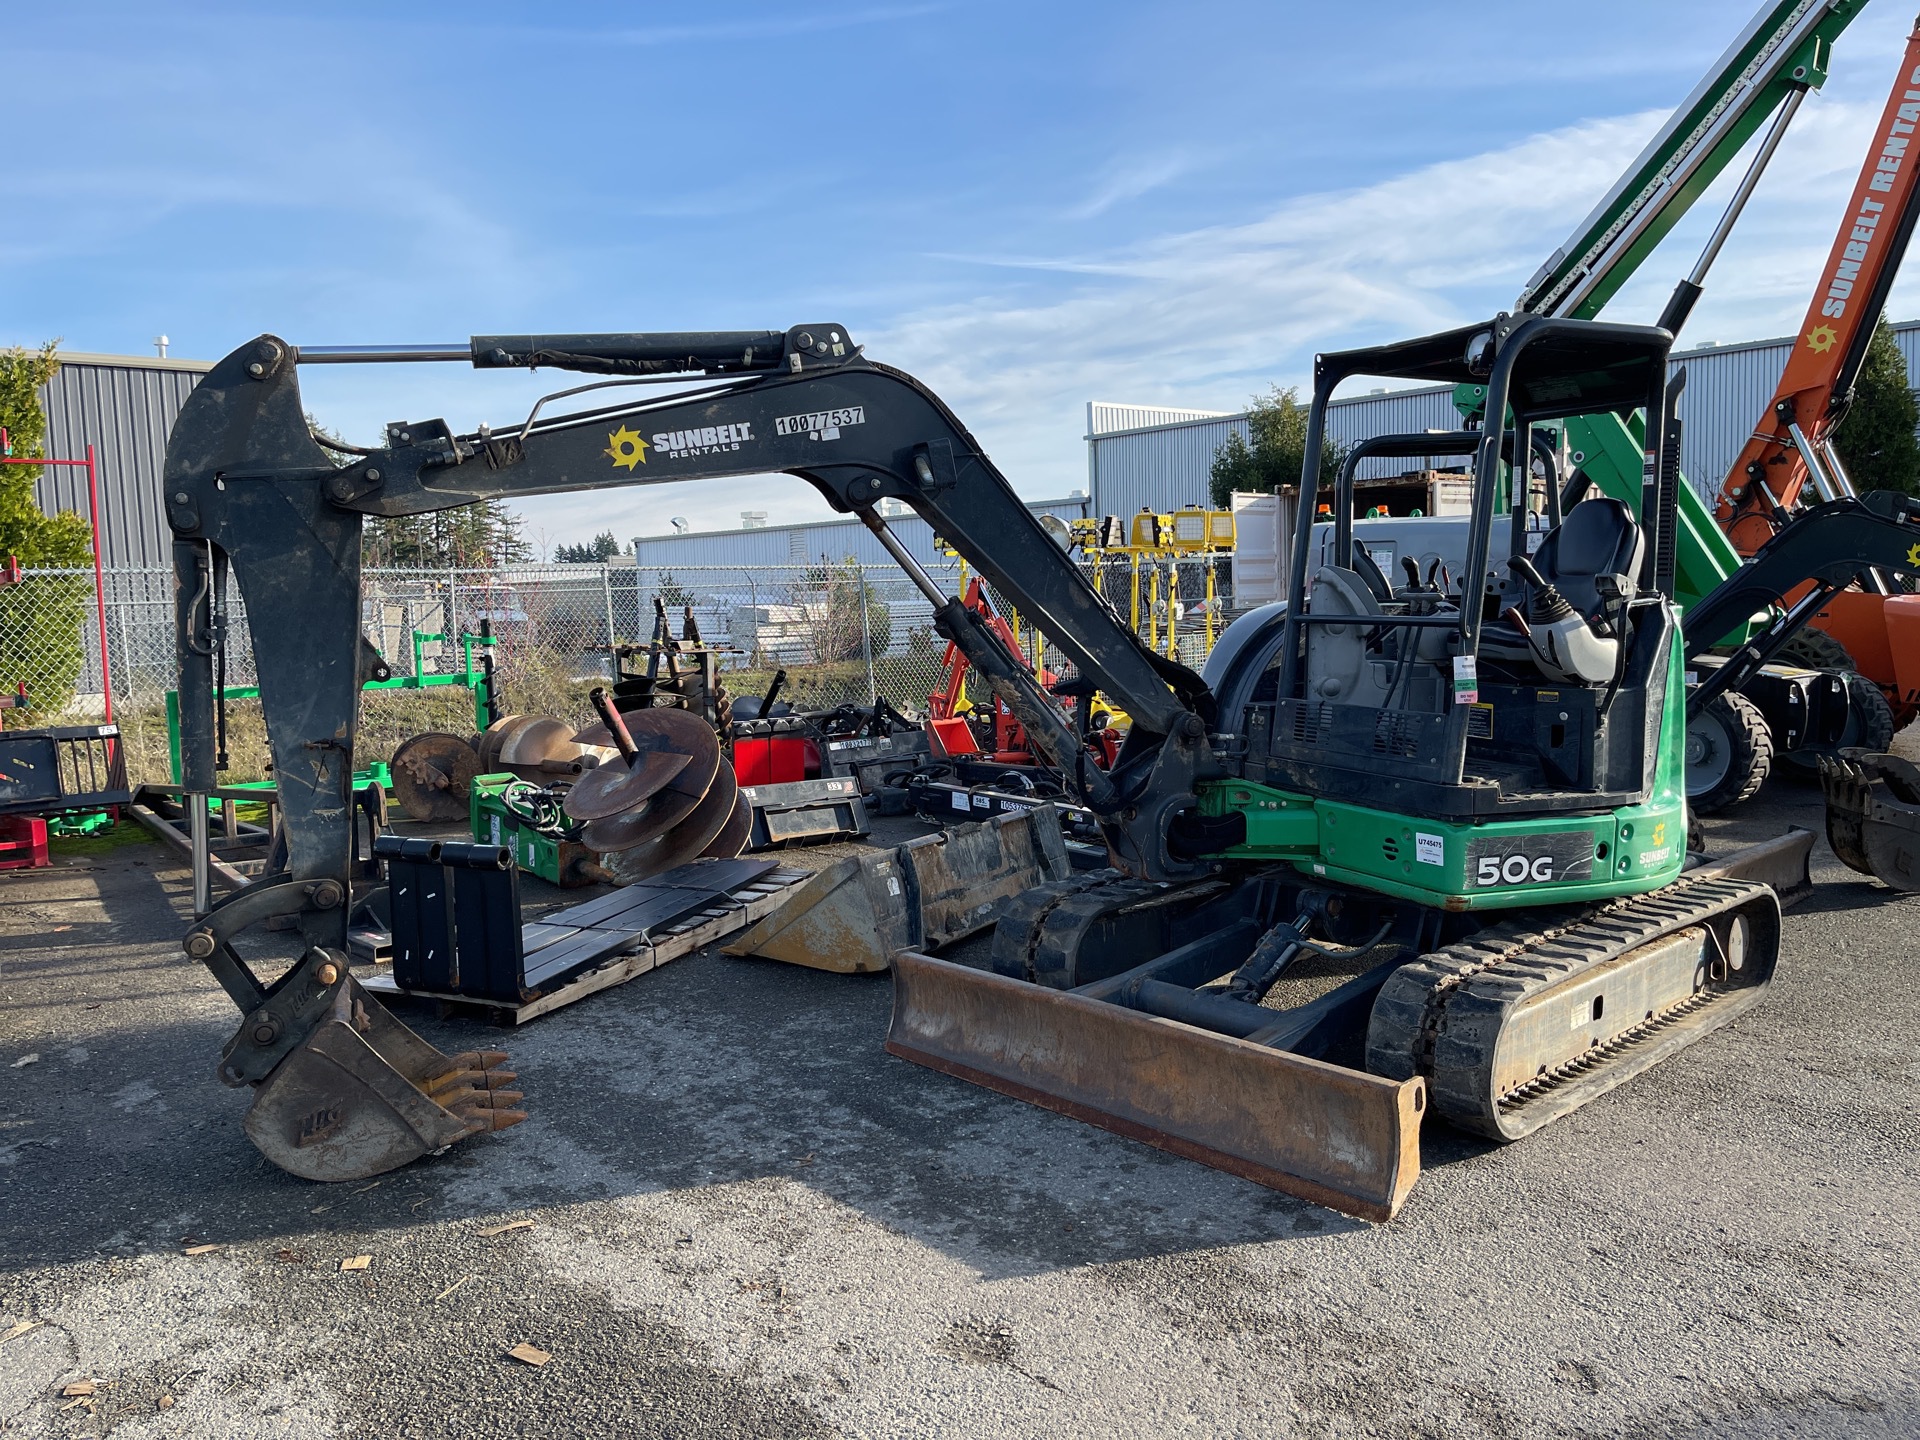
top-left (1062, 151), bottom-right (1196, 222)
top-left (507, 90), bottom-right (1908, 541)
top-left (853, 89), bottom-right (1907, 504)
top-left (863, 111), bottom-right (1669, 487)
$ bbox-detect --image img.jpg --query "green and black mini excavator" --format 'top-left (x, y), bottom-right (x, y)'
top-left (888, 313), bottom-right (1818, 1220)
top-left (164, 310), bottom-right (1818, 1218)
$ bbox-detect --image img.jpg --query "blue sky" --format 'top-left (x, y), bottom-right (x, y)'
top-left (9, 2), bottom-right (1920, 551)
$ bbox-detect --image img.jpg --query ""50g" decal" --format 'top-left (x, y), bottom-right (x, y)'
top-left (1464, 831), bottom-right (1596, 889)
top-left (1477, 854), bottom-right (1555, 885)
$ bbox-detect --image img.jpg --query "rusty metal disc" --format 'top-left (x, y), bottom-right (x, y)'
top-left (699, 789), bottom-right (752, 860)
top-left (564, 707), bottom-right (720, 823)
top-left (599, 767), bottom-right (740, 884)
top-left (571, 702), bottom-right (678, 749)
top-left (562, 749), bottom-right (692, 822)
top-left (497, 716), bottom-right (615, 781)
top-left (391, 732), bottom-right (480, 822)
top-left (476, 714), bottom-right (533, 775)
top-left (576, 721), bottom-right (721, 849)
top-left (578, 773), bottom-right (708, 852)
top-left (497, 716), bottom-right (573, 765)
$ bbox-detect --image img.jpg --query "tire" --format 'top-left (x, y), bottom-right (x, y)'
top-left (1776, 641), bottom-right (1897, 769)
top-left (1778, 627), bottom-right (1856, 673)
top-left (1686, 691), bottom-right (1773, 814)
top-left (1838, 670), bottom-right (1897, 752)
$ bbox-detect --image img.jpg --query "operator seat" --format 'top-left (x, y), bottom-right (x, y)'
top-left (1480, 497), bottom-right (1646, 687)
top-left (1531, 496), bottom-right (1643, 617)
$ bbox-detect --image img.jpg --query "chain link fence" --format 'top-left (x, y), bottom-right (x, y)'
top-left (1, 554), bottom-right (1238, 786)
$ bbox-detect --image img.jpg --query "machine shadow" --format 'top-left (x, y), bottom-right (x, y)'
top-left (0, 939), bottom-right (1384, 1281)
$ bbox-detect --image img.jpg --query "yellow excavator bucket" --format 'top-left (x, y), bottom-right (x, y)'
top-left (241, 977), bottom-right (525, 1183)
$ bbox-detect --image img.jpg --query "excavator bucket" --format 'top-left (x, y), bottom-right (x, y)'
top-left (1821, 749), bottom-right (1920, 892)
top-left (725, 808), bottom-right (1074, 973)
top-left (886, 953), bottom-right (1424, 1221)
top-left (241, 976), bottom-right (525, 1182)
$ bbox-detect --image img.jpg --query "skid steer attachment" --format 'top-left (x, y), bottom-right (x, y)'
top-left (725, 807), bottom-right (1073, 972)
top-left (1821, 749), bottom-right (1920, 892)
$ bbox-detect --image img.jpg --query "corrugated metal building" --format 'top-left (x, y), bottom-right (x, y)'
top-left (1087, 322), bottom-right (1920, 519)
top-left (34, 351), bottom-right (211, 569)
top-left (29, 321), bottom-right (1920, 575)
top-left (630, 495), bottom-right (1091, 582)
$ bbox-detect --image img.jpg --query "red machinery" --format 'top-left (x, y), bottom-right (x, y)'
top-left (926, 578), bottom-right (1118, 768)
top-left (1714, 23), bottom-right (1920, 726)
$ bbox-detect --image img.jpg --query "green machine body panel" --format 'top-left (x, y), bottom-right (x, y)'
top-left (470, 771), bottom-right (597, 887)
top-left (1198, 609), bottom-right (1691, 912)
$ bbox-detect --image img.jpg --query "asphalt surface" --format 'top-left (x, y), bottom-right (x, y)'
top-left (2, 766), bottom-right (1918, 1440)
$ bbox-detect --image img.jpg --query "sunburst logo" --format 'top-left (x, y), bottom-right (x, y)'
top-left (605, 425), bottom-right (649, 470)
top-left (1805, 324), bottom-right (1839, 354)
top-left (1907, 541), bottom-right (1920, 568)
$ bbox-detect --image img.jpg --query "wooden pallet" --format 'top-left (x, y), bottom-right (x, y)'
top-left (363, 861), bottom-right (812, 1024)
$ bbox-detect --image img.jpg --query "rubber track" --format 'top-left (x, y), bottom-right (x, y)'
top-left (988, 870), bottom-right (1134, 983)
top-left (988, 870), bottom-right (1219, 988)
top-left (1367, 875), bottom-right (1778, 1140)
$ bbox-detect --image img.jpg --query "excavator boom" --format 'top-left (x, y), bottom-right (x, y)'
top-left (165, 327), bottom-right (1222, 1182)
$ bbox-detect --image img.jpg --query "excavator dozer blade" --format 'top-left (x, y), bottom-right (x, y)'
top-left (1821, 750), bottom-right (1920, 892)
top-left (1690, 826), bottom-right (1816, 906)
top-left (885, 951), bottom-right (1425, 1223)
top-left (242, 977), bottom-right (526, 1182)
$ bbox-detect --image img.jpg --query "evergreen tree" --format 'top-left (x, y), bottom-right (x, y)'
top-left (1831, 320), bottom-right (1920, 498)
top-left (553, 531), bottom-right (626, 564)
top-left (1208, 385), bottom-right (1346, 507)
top-left (362, 497), bottom-right (531, 568)
top-left (0, 343), bottom-right (95, 722)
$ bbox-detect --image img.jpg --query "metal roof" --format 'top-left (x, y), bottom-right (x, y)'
top-left (1086, 401), bottom-right (1230, 437)
top-left (1089, 321), bottom-right (1920, 515)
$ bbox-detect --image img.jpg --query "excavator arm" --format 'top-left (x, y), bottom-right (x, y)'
top-left (1680, 489), bottom-right (1920, 710)
top-left (163, 325), bottom-right (1228, 1181)
top-left (166, 327), bottom-right (1220, 1013)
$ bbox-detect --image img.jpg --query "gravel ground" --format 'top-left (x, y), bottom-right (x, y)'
top-left (2, 769), bottom-right (1918, 1439)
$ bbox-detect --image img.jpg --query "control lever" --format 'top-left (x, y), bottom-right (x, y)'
top-left (1505, 556), bottom-right (1617, 685)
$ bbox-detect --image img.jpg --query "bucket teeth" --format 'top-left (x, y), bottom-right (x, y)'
top-left (446, 1095), bottom-right (529, 1133)
top-left (243, 976), bottom-right (529, 1181)
top-left (422, 1053), bottom-right (518, 1091)
top-left (421, 1052), bottom-right (528, 1133)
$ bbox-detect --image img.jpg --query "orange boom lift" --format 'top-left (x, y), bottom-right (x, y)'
top-left (1715, 26), bottom-right (1920, 727)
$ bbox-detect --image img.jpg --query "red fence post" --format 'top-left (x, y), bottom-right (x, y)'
top-left (85, 444), bottom-right (113, 725)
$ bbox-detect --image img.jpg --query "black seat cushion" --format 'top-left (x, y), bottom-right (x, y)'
top-left (1534, 497), bottom-right (1643, 616)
